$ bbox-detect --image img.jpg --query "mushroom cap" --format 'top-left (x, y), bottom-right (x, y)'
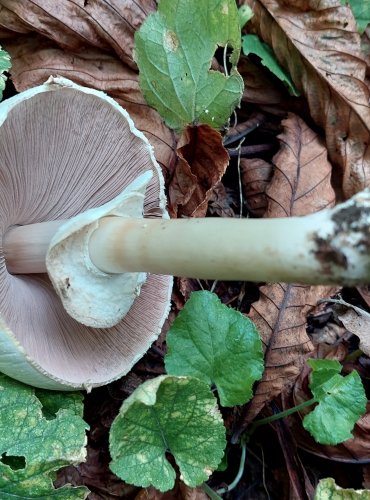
top-left (0, 77), bottom-right (172, 390)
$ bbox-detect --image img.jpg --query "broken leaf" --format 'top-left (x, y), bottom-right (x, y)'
top-left (242, 34), bottom-right (299, 96)
top-left (168, 125), bottom-right (229, 217)
top-left (303, 359), bottom-right (367, 445)
top-left (165, 291), bottom-right (264, 407)
top-left (243, 0), bottom-right (370, 197)
top-left (109, 375), bottom-right (225, 492)
top-left (315, 478), bottom-right (370, 499)
top-left (134, 0), bottom-right (244, 130)
top-left (244, 114), bottom-right (337, 424)
top-left (0, 374), bottom-right (89, 498)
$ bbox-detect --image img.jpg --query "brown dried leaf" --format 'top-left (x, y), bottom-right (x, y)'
top-left (168, 125), bottom-right (229, 218)
top-left (3, 35), bottom-right (176, 173)
top-left (208, 182), bottom-right (236, 218)
top-left (0, 0), bottom-right (156, 68)
top-left (246, 114), bottom-right (337, 422)
top-left (239, 57), bottom-right (288, 107)
top-left (240, 158), bottom-right (273, 216)
top-left (243, 0), bottom-right (370, 197)
top-left (337, 307), bottom-right (370, 356)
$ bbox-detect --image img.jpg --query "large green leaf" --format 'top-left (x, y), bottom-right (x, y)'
top-left (0, 374), bottom-right (89, 498)
top-left (0, 46), bottom-right (10, 101)
top-left (315, 478), bottom-right (370, 499)
top-left (303, 360), bottom-right (367, 445)
top-left (242, 34), bottom-right (300, 96)
top-left (109, 375), bottom-right (225, 492)
top-left (165, 291), bottom-right (264, 407)
top-left (134, 0), bottom-right (244, 130)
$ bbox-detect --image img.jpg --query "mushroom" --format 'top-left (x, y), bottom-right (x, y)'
top-left (0, 77), bottom-right (172, 390)
top-left (2, 77), bottom-right (370, 390)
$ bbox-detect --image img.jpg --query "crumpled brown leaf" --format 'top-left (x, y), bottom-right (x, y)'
top-left (0, 0), bottom-right (156, 69)
top-left (244, 113), bottom-right (337, 423)
top-left (168, 124), bottom-right (229, 218)
top-left (2, 34), bottom-right (176, 173)
top-left (208, 182), bottom-right (237, 218)
top-left (243, 0), bottom-right (370, 198)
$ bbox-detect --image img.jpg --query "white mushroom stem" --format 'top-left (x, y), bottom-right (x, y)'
top-left (4, 188), bottom-right (370, 285)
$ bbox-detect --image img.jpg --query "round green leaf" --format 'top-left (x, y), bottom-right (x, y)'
top-left (109, 375), bottom-right (226, 492)
top-left (134, 0), bottom-right (244, 130)
top-left (165, 291), bottom-right (264, 407)
top-left (303, 360), bottom-right (367, 445)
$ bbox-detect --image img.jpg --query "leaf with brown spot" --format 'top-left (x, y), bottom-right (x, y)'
top-left (2, 35), bottom-right (176, 174)
top-left (242, 0), bottom-right (370, 197)
top-left (0, 0), bottom-right (156, 69)
top-left (244, 114), bottom-right (337, 423)
top-left (168, 125), bottom-right (229, 218)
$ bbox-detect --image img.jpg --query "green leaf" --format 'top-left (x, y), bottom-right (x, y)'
top-left (242, 34), bottom-right (300, 96)
top-left (109, 375), bottom-right (226, 492)
top-left (0, 374), bottom-right (89, 498)
top-left (134, 0), bottom-right (244, 131)
top-left (315, 477), bottom-right (370, 499)
top-left (0, 46), bottom-right (10, 101)
top-left (303, 360), bottom-right (367, 445)
top-left (238, 5), bottom-right (253, 29)
top-left (340, 0), bottom-right (370, 34)
top-left (165, 291), bottom-right (264, 407)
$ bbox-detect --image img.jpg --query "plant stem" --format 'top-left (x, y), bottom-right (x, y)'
top-left (216, 441), bottom-right (247, 495)
top-left (201, 482), bottom-right (223, 499)
top-left (246, 397), bottom-right (317, 438)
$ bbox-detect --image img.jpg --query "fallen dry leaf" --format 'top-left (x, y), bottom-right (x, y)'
top-left (244, 113), bottom-right (337, 423)
top-left (208, 182), bottom-right (237, 218)
top-left (239, 56), bottom-right (288, 108)
top-left (168, 124), bottom-right (229, 218)
top-left (2, 34), bottom-right (176, 173)
top-left (0, 0), bottom-right (156, 69)
top-left (240, 158), bottom-right (273, 216)
top-left (243, 0), bottom-right (370, 198)
top-left (333, 303), bottom-right (370, 356)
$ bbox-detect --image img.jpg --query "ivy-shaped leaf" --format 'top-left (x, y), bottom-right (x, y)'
top-left (135, 0), bottom-right (244, 130)
top-left (303, 359), bottom-right (367, 445)
top-left (165, 291), bottom-right (264, 407)
top-left (0, 374), bottom-right (89, 498)
top-left (109, 375), bottom-right (225, 492)
top-left (0, 46), bottom-right (10, 101)
top-left (242, 34), bottom-right (300, 96)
